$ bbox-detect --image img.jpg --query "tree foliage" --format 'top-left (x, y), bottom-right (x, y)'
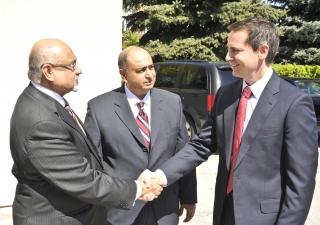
top-left (269, 0), bottom-right (320, 64)
top-left (122, 30), bottom-right (140, 49)
top-left (124, 0), bottom-right (286, 62)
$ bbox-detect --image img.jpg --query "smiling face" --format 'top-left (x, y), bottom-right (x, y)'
top-left (225, 30), bottom-right (269, 85)
top-left (120, 48), bottom-right (156, 99)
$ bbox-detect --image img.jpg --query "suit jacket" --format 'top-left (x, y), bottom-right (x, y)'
top-left (10, 83), bottom-right (137, 225)
top-left (84, 86), bottom-right (197, 225)
top-left (159, 72), bottom-right (318, 225)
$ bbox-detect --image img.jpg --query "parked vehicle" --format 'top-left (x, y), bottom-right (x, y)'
top-left (154, 60), bottom-right (239, 140)
top-left (283, 77), bottom-right (320, 134)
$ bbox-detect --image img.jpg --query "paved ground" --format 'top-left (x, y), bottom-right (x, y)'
top-left (1, 155), bottom-right (319, 225)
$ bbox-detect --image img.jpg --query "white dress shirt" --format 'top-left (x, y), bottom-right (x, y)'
top-left (124, 84), bottom-right (151, 131)
top-left (242, 67), bottom-right (273, 134)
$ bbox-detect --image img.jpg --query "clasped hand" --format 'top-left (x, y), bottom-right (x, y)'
top-left (137, 169), bottom-right (165, 201)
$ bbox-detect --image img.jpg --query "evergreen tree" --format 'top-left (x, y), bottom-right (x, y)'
top-left (124, 0), bottom-right (286, 62)
top-left (269, 0), bottom-right (320, 64)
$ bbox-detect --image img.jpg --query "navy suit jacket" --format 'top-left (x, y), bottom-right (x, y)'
top-left (159, 72), bottom-right (318, 225)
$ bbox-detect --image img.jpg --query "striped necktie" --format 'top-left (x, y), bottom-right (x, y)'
top-left (64, 100), bottom-right (86, 135)
top-left (136, 102), bottom-right (151, 150)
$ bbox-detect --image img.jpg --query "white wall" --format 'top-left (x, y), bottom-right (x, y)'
top-left (0, 0), bottom-right (123, 206)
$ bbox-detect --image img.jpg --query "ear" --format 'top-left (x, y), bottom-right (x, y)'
top-left (258, 44), bottom-right (269, 60)
top-left (119, 69), bottom-right (128, 83)
top-left (41, 64), bottom-right (54, 82)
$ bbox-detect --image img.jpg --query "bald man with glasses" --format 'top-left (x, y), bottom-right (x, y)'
top-left (10, 39), bottom-right (164, 225)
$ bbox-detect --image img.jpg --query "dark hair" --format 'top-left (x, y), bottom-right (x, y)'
top-left (227, 17), bottom-right (279, 65)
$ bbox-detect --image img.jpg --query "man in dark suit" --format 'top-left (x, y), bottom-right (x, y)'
top-left (145, 17), bottom-right (319, 225)
top-left (10, 39), bottom-right (163, 225)
top-left (84, 46), bottom-right (197, 225)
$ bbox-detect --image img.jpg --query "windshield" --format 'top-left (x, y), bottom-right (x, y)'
top-left (294, 80), bottom-right (320, 96)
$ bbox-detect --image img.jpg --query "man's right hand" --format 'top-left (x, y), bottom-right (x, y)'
top-left (137, 169), bottom-right (165, 201)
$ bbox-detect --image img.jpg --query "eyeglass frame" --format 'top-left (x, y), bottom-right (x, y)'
top-left (41, 60), bottom-right (77, 72)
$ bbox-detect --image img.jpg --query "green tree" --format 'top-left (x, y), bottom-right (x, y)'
top-left (124, 0), bottom-right (286, 62)
top-left (122, 30), bottom-right (140, 49)
top-left (269, 0), bottom-right (320, 64)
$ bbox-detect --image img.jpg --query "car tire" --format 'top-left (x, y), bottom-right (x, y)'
top-left (185, 114), bottom-right (196, 141)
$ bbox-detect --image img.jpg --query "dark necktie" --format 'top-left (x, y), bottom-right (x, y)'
top-left (64, 100), bottom-right (86, 135)
top-left (136, 102), bottom-right (151, 150)
top-left (227, 86), bottom-right (252, 194)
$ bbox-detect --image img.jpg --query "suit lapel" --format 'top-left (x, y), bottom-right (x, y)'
top-left (114, 87), bottom-right (146, 148)
top-left (235, 72), bottom-right (280, 169)
top-left (150, 89), bottom-right (164, 147)
top-left (224, 80), bottom-right (243, 170)
top-left (59, 108), bottom-right (104, 168)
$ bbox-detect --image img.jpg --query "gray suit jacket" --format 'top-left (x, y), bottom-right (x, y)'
top-left (84, 86), bottom-right (197, 225)
top-left (159, 73), bottom-right (318, 225)
top-left (10, 83), bottom-right (137, 225)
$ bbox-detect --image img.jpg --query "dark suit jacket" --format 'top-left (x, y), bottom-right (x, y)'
top-left (10, 83), bottom-right (137, 225)
top-left (84, 86), bottom-right (197, 225)
top-left (158, 72), bottom-right (318, 225)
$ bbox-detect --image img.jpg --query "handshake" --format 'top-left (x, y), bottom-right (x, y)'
top-left (137, 169), bottom-right (165, 201)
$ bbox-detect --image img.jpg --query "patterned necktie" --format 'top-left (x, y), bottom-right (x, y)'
top-left (227, 86), bottom-right (252, 194)
top-left (136, 102), bottom-right (151, 150)
top-left (64, 100), bottom-right (86, 135)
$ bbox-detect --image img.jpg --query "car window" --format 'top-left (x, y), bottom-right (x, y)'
top-left (179, 65), bottom-right (207, 90)
top-left (294, 80), bottom-right (320, 96)
top-left (218, 70), bottom-right (238, 86)
top-left (155, 65), bottom-right (180, 88)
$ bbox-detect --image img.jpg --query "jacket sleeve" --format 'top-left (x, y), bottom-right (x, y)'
top-left (27, 119), bottom-right (137, 210)
top-left (276, 93), bottom-right (318, 224)
top-left (175, 99), bottom-right (197, 204)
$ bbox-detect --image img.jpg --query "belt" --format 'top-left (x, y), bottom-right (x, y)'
top-left (227, 191), bottom-right (233, 199)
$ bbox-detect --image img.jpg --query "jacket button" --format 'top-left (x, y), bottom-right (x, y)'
top-left (142, 148), bottom-right (147, 152)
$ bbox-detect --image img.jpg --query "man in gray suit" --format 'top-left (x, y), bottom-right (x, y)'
top-left (145, 17), bottom-right (319, 225)
top-left (10, 39), bottom-right (163, 225)
top-left (84, 46), bottom-right (197, 225)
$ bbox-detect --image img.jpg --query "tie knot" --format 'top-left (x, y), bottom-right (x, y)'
top-left (137, 102), bottom-right (145, 109)
top-left (243, 86), bottom-right (252, 98)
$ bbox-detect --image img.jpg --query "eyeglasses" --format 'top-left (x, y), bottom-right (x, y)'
top-left (41, 60), bottom-right (77, 72)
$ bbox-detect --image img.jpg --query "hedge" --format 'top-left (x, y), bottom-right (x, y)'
top-left (272, 64), bottom-right (320, 78)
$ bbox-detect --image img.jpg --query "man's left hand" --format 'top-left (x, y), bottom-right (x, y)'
top-left (179, 204), bottom-right (196, 222)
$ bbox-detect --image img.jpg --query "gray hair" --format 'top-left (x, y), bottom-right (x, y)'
top-left (28, 46), bottom-right (59, 83)
top-left (227, 17), bottom-right (280, 66)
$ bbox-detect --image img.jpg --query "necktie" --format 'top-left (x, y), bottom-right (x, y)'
top-left (136, 102), bottom-right (151, 150)
top-left (64, 100), bottom-right (86, 135)
top-left (227, 86), bottom-right (252, 194)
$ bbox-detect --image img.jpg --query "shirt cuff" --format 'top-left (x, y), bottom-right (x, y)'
top-left (155, 169), bottom-right (168, 187)
top-left (134, 180), bottom-right (142, 204)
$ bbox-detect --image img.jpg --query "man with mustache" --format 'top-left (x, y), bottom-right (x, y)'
top-left (84, 46), bottom-right (197, 225)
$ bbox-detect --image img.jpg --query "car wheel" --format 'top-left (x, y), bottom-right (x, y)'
top-left (185, 114), bottom-right (196, 141)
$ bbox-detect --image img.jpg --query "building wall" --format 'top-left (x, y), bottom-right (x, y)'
top-left (0, 0), bottom-right (123, 206)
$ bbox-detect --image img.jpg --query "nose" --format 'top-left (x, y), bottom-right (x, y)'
top-left (75, 64), bottom-right (82, 75)
top-left (225, 51), bottom-right (231, 62)
top-left (145, 67), bottom-right (154, 77)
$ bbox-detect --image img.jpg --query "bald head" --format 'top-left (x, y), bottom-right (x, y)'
top-left (28, 39), bottom-right (72, 83)
top-left (118, 46), bottom-right (150, 72)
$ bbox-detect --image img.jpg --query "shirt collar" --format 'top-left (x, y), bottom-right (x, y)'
top-left (31, 81), bottom-right (66, 106)
top-left (242, 67), bottom-right (273, 99)
top-left (124, 84), bottom-right (151, 108)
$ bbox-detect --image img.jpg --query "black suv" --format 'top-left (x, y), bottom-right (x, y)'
top-left (154, 60), bottom-right (239, 140)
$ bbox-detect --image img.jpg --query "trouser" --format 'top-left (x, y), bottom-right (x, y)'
top-left (132, 202), bottom-right (158, 225)
top-left (220, 192), bottom-right (235, 225)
